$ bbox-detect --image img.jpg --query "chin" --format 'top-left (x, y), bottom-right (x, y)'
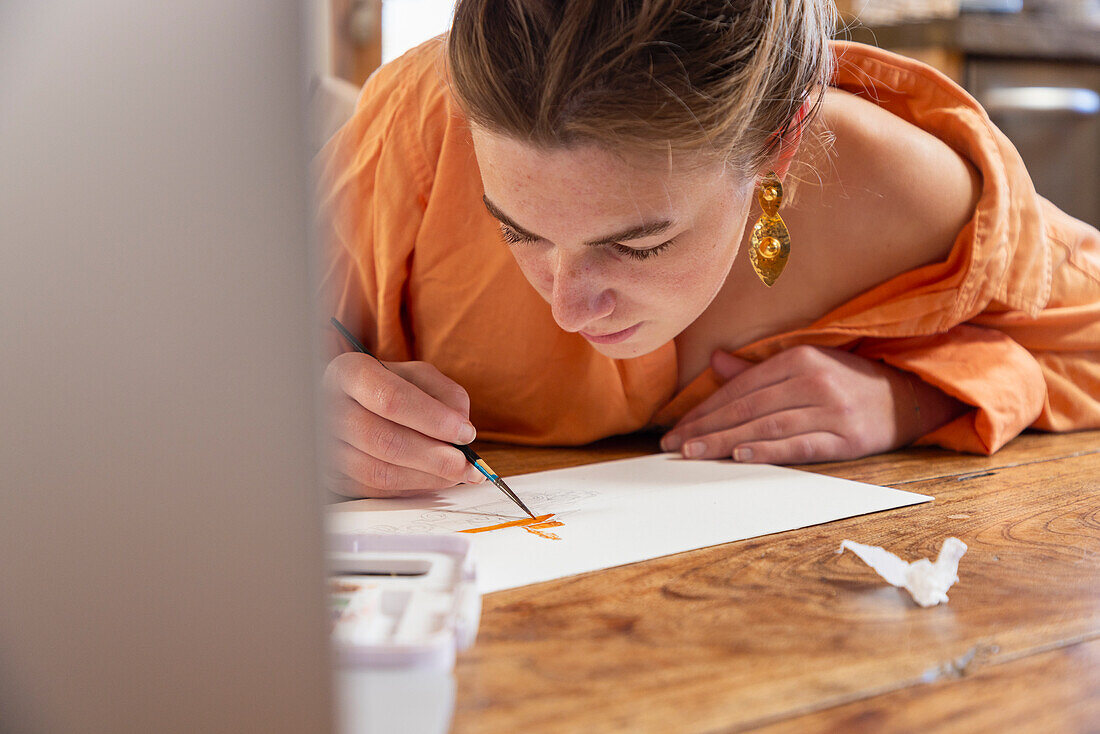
top-left (588, 336), bottom-right (663, 360)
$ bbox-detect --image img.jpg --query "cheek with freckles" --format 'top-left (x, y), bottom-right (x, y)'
top-left (507, 241), bottom-right (554, 297)
top-left (648, 234), bottom-right (737, 316)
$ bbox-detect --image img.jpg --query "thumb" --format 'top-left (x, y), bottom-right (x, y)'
top-left (711, 349), bottom-right (752, 381)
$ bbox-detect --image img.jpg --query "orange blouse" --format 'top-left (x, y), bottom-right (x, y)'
top-left (315, 38), bottom-right (1100, 454)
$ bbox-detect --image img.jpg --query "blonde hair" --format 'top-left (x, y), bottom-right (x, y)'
top-left (446, 0), bottom-right (837, 176)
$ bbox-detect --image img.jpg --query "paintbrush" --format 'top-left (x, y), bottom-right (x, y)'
top-left (330, 317), bottom-right (535, 519)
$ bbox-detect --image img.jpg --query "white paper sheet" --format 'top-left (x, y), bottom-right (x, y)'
top-left (328, 453), bottom-right (932, 593)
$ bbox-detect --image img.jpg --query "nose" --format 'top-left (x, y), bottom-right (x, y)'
top-left (548, 249), bottom-right (615, 333)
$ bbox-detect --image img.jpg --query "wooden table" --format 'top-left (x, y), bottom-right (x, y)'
top-left (451, 430), bottom-right (1100, 733)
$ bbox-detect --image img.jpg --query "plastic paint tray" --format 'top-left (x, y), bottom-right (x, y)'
top-left (328, 533), bottom-right (480, 671)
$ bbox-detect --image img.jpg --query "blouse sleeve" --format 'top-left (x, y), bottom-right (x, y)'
top-left (312, 54), bottom-right (435, 363)
top-left (854, 325), bottom-right (1047, 454)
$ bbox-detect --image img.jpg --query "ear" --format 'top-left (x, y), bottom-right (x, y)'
top-left (763, 98), bottom-right (812, 182)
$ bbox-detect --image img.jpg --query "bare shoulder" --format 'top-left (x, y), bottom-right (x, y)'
top-left (783, 87), bottom-right (981, 306)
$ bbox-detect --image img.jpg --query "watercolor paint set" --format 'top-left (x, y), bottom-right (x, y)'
top-left (328, 533), bottom-right (481, 671)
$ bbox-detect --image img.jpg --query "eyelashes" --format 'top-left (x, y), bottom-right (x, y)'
top-left (497, 224), bottom-right (677, 262)
top-left (497, 225), bottom-right (532, 246)
top-left (619, 239), bottom-right (676, 261)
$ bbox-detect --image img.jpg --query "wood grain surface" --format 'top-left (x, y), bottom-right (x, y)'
top-left (454, 430), bottom-right (1100, 733)
top-left (754, 638), bottom-right (1100, 733)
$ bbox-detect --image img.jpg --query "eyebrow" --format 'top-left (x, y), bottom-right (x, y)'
top-left (482, 195), bottom-right (673, 247)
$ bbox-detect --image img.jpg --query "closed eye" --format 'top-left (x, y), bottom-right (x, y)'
top-left (611, 239), bottom-right (676, 261)
top-left (497, 224), bottom-right (677, 261)
top-left (497, 224), bottom-right (536, 245)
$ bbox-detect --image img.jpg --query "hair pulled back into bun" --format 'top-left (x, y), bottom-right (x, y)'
top-left (447, 0), bottom-right (836, 175)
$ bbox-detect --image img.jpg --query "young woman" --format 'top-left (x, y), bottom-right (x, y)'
top-left (316, 0), bottom-right (1100, 498)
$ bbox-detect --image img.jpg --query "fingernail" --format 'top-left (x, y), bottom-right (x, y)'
top-left (683, 441), bottom-right (704, 458)
top-left (465, 466), bottom-right (486, 483)
top-left (734, 447), bottom-right (753, 462)
top-left (456, 422), bottom-right (476, 444)
top-left (661, 435), bottom-right (681, 452)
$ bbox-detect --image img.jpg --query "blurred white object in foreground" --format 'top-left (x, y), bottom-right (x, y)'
top-left (840, 537), bottom-right (968, 607)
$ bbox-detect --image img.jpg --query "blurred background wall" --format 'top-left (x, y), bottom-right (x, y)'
top-left (311, 0), bottom-right (454, 83)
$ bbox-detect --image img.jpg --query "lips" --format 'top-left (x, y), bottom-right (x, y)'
top-left (579, 323), bottom-right (640, 345)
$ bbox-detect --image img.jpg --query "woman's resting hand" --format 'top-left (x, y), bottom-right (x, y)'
top-left (661, 346), bottom-right (966, 465)
top-left (321, 353), bottom-right (486, 497)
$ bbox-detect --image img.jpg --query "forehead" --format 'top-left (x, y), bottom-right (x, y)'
top-left (470, 128), bottom-right (728, 217)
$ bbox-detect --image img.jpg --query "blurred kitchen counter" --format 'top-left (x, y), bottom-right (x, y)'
top-left (846, 13), bottom-right (1100, 66)
top-left (846, 13), bottom-right (1100, 227)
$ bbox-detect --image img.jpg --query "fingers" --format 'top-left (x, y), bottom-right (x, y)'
top-left (675, 354), bottom-right (791, 428)
top-left (388, 360), bottom-right (472, 424)
top-left (711, 349), bottom-right (753, 380)
top-left (329, 353), bottom-right (476, 445)
top-left (326, 439), bottom-right (473, 498)
top-left (660, 345), bottom-right (892, 465)
top-left (671, 408), bottom-right (843, 460)
top-left (329, 395), bottom-right (483, 485)
top-left (726, 431), bottom-right (852, 465)
top-left (662, 380), bottom-right (808, 452)
top-left (321, 353), bottom-right (486, 497)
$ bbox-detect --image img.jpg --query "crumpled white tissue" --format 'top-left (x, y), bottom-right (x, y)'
top-left (839, 537), bottom-right (968, 607)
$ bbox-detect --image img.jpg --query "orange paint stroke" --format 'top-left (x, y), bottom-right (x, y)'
top-left (459, 514), bottom-right (564, 540)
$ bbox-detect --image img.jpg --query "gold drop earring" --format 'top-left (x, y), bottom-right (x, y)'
top-left (749, 172), bottom-right (790, 287)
